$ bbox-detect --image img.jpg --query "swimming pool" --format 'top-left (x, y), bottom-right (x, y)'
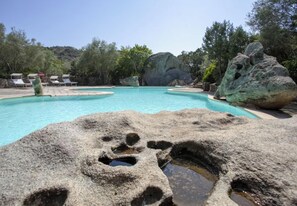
top-left (0, 87), bottom-right (256, 146)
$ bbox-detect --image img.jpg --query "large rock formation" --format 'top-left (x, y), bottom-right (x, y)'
top-left (215, 42), bottom-right (297, 109)
top-left (143, 52), bottom-right (193, 86)
top-left (0, 109), bottom-right (297, 206)
top-left (120, 76), bottom-right (139, 87)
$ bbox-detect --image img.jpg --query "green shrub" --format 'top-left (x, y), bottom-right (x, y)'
top-left (283, 59), bottom-right (297, 83)
top-left (202, 61), bottom-right (217, 83)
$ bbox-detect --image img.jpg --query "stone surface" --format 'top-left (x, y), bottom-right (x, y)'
top-left (167, 79), bottom-right (186, 86)
top-left (203, 82), bottom-right (210, 91)
top-left (120, 76), bottom-right (139, 87)
top-left (32, 77), bottom-right (43, 96)
top-left (192, 78), bottom-right (203, 88)
top-left (143, 52), bottom-right (193, 86)
top-left (193, 82), bottom-right (203, 88)
top-left (209, 83), bottom-right (217, 93)
top-left (215, 42), bottom-right (297, 109)
top-left (0, 109), bottom-right (297, 206)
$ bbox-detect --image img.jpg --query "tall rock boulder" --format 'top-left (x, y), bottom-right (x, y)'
top-left (215, 42), bottom-right (297, 109)
top-left (142, 52), bottom-right (192, 86)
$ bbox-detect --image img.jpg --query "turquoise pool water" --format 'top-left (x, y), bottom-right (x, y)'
top-left (0, 87), bottom-right (256, 146)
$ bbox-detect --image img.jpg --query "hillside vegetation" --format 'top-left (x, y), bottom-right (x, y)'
top-left (47, 46), bottom-right (81, 62)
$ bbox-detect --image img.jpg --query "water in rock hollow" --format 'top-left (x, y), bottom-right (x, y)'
top-left (162, 156), bottom-right (218, 206)
top-left (230, 190), bottom-right (261, 206)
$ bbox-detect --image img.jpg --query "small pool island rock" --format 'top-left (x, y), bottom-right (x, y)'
top-left (143, 52), bottom-right (193, 86)
top-left (215, 42), bottom-right (297, 109)
top-left (0, 109), bottom-right (296, 205)
top-left (120, 76), bottom-right (140, 87)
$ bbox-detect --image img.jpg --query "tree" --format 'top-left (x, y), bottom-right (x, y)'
top-left (23, 40), bottom-right (46, 73)
top-left (2, 28), bottom-right (28, 74)
top-left (0, 22), bottom-right (77, 80)
top-left (202, 20), bottom-right (250, 83)
top-left (248, 0), bottom-right (296, 33)
top-left (229, 26), bottom-right (250, 58)
top-left (42, 49), bottom-right (68, 76)
top-left (202, 60), bottom-right (217, 83)
top-left (111, 44), bottom-right (152, 84)
top-left (247, 0), bottom-right (297, 82)
top-left (247, 0), bottom-right (297, 61)
top-left (0, 23), bottom-right (6, 77)
top-left (177, 48), bottom-right (205, 79)
top-left (0, 23), bottom-right (4, 44)
top-left (76, 38), bottom-right (118, 85)
top-left (202, 21), bottom-right (234, 82)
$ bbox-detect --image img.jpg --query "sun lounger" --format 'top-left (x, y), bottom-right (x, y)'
top-left (62, 74), bottom-right (77, 86)
top-left (49, 76), bottom-right (65, 86)
top-left (41, 82), bottom-right (48, 87)
top-left (11, 73), bottom-right (26, 87)
top-left (27, 74), bottom-right (38, 85)
top-left (27, 74), bottom-right (48, 87)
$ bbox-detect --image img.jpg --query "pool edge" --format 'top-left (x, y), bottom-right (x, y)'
top-left (168, 88), bottom-right (280, 120)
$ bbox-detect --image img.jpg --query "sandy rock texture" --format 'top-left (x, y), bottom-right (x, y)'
top-left (143, 52), bottom-right (192, 86)
top-left (0, 109), bottom-right (297, 206)
top-left (215, 42), bottom-right (297, 109)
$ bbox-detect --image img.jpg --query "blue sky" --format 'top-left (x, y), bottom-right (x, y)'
top-left (0, 0), bottom-right (255, 55)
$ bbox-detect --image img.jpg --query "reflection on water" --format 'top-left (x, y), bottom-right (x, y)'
top-left (109, 160), bottom-right (134, 167)
top-left (230, 190), bottom-right (261, 206)
top-left (162, 157), bottom-right (218, 206)
top-left (99, 156), bottom-right (137, 167)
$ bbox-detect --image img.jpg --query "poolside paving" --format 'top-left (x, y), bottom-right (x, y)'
top-left (0, 86), bottom-right (296, 119)
top-left (0, 86), bottom-right (113, 99)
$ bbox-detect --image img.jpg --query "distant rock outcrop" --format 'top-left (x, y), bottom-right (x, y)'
top-left (215, 42), bottom-right (297, 109)
top-left (143, 52), bottom-right (193, 86)
top-left (120, 76), bottom-right (139, 87)
top-left (0, 109), bottom-right (297, 205)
